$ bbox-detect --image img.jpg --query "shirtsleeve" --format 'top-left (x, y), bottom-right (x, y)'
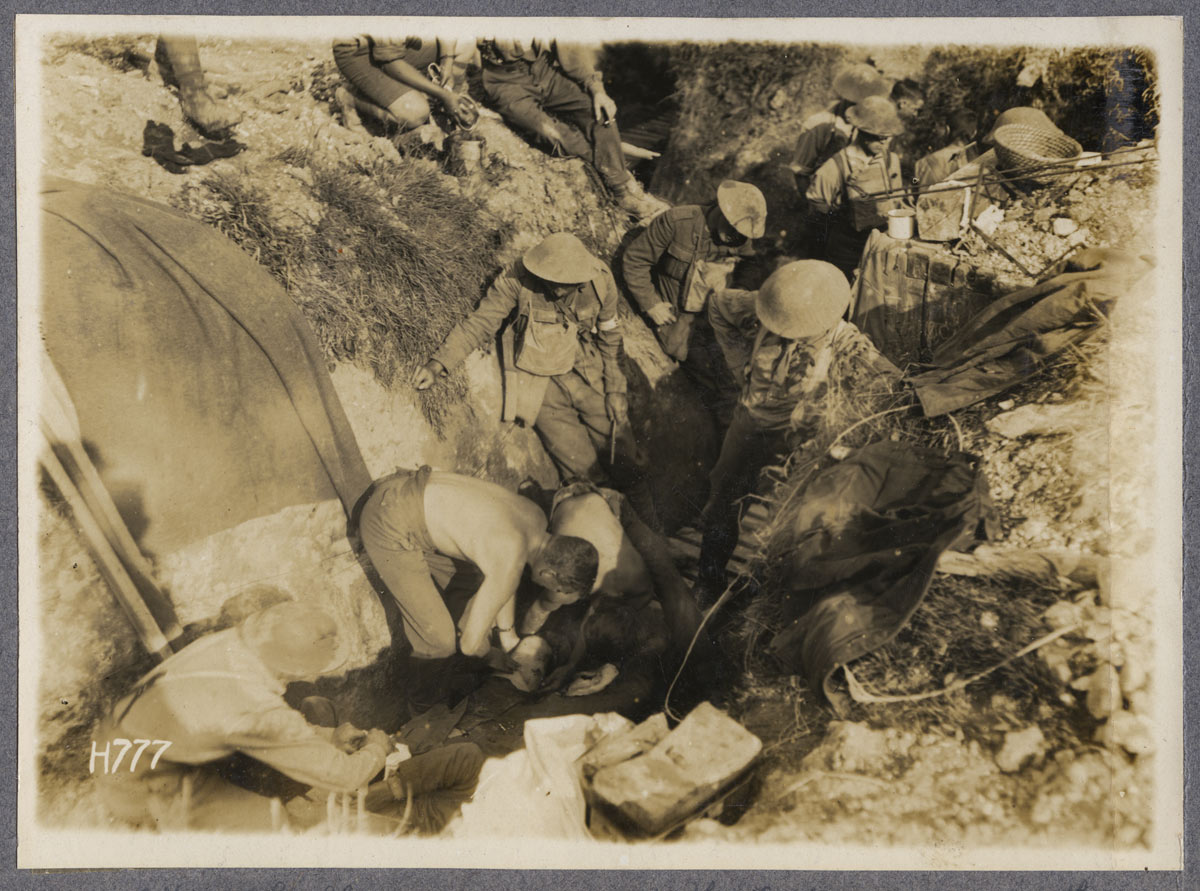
top-left (553, 41), bottom-right (604, 91)
top-left (707, 288), bottom-right (760, 385)
top-left (595, 269), bottom-right (628, 395)
top-left (793, 116), bottom-right (838, 177)
top-left (621, 210), bottom-right (677, 312)
top-left (805, 155), bottom-right (846, 215)
top-left (432, 268), bottom-right (522, 371)
top-left (228, 705), bottom-right (389, 793)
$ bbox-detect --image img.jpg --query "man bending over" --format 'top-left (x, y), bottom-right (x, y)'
top-left (359, 467), bottom-right (599, 709)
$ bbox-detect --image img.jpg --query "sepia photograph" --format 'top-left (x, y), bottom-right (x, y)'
top-left (14, 14), bottom-right (1184, 872)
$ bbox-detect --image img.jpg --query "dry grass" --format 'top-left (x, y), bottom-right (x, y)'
top-left (176, 154), bottom-right (509, 431)
top-left (835, 574), bottom-right (1094, 750)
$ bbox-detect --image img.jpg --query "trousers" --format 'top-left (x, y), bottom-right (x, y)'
top-left (697, 405), bottom-right (789, 589)
top-left (483, 55), bottom-right (630, 190)
top-left (534, 372), bottom-right (645, 487)
top-left (359, 467), bottom-right (461, 659)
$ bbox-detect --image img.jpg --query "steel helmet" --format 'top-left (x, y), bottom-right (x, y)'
top-left (717, 180), bottom-right (767, 239)
top-left (982, 106), bottom-right (1061, 145)
top-left (241, 601), bottom-right (347, 679)
top-left (832, 63), bottom-right (893, 103)
top-left (523, 232), bottom-right (602, 284)
top-left (845, 96), bottom-right (905, 138)
top-left (755, 260), bottom-right (850, 339)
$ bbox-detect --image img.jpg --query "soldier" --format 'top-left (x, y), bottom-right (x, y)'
top-left (332, 35), bottom-right (477, 134)
top-left (415, 233), bottom-right (659, 527)
top-left (697, 260), bottom-right (900, 595)
top-left (805, 96), bottom-right (908, 280)
top-left (789, 63), bottom-right (893, 190)
top-left (477, 37), bottom-right (669, 221)
top-left (95, 602), bottom-right (393, 831)
top-left (621, 180), bottom-right (766, 427)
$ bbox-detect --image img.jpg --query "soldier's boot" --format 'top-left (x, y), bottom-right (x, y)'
top-left (613, 177), bottom-right (671, 224)
top-left (157, 36), bottom-right (240, 134)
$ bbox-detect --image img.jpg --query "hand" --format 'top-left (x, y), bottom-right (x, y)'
top-left (332, 722), bottom-right (368, 753)
top-left (412, 359), bottom-right (444, 390)
top-left (364, 728), bottom-right (393, 753)
top-left (605, 392), bottom-right (630, 428)
top-left (593, 90), bottom-right (618, 124)
top-left (443, 93), bottom-right (479, 129)
top-left (646, 302), bottom-right (677, 327)
top-left (621, 142), bottom-right (661, 161)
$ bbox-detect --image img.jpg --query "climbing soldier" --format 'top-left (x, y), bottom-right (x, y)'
top-left (359, 468), bottom-right (599, 710)
top-left (415, 232), bottom-right (661, 529)
top-left (696, 260), bottom-right (901, 597)
top-left (805, 95), bottom-right (908, 281)
top-left (621, 180), bottom-right (767, 428)
top-left (789, 63), bottom-right (893, 191)
top-left (477, 37), bottom-right (669, 221)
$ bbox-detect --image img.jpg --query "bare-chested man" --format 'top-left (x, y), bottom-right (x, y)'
top-left (359, 467), bottom-right (599, 688)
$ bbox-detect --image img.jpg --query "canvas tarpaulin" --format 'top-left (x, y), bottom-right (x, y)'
top-left (40, 178), bottom-right (372, 557)
top-left (905, 248), bottom-right (1154, 417)
top-left (766, 441), bottom-right (996, 712)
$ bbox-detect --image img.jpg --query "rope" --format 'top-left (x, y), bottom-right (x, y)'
top-left (842, 621), bottom-right (1080, 704)
top-left (664, 575), bottom-right (744, 722)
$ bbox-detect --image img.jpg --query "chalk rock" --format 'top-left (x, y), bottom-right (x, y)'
top-left (995, 726), bottom-right (1045, 773)
top-left (589, 702), bottom-right (761, 835)
top-left (1101, 710), bottom-right (1155, 756)
top-left (986, 401), bottom-right (1092, 439)
top-left (1085, 663), bottom-right (1122, 719)
top-left (1052, 217), bottom-right (1078, 236)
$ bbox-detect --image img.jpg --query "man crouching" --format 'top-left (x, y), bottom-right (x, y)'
top-left (359, 468), bottom-right (599, 711)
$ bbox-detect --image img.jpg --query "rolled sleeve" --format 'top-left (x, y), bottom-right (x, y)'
top-left (805, 156), bottom-right (845, 215)
top-left (553, 41), bottom-right (603, 90)
top-left (230, 707), bottom-right (388, 793)
top-left (793, 116), bottom-right (836, 177)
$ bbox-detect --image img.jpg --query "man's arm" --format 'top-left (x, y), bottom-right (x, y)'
top-left (230, 707), bottom-right (390, 793)
top-left (456, 550), bottom-right (526, 658)
top-left (707, 288), bottom-right (759, 386)
top-left (621, 210), bottom-right (676, 313)
top-left (429, 270), bottom-right (521, 374)
top-left (792, 116), bottom-right (837, 177)
top-left (374, 42), bottom-right (458, 107)
top-left (594, 271), bottom-right (628, 397)
top-left (552, 41), bottom-right (616, 122)
top-left (805, 155), bottom-right (846, 215)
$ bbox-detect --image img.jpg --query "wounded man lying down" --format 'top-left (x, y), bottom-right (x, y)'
top-left (497, 481), bottom-right (698, 695)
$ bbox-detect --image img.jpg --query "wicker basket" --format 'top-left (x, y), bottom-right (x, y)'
top-left (992, 123), bottom-right (1083, 185)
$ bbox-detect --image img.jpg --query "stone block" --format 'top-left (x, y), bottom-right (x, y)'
top-left (588, 702), bottom-right (761, 835)
top-left (578, 712), bottom-right (669, 781)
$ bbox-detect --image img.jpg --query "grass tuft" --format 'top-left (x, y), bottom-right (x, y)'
top-left (175, 154), bottom-right (509, 432)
